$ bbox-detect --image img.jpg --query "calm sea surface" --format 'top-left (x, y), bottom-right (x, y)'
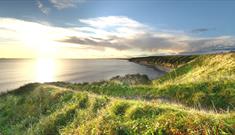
top-left (0, 59), bottom-right (166, 92)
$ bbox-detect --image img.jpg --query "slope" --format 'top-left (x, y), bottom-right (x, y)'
top-left (0, 84), bottom-right (234, 135)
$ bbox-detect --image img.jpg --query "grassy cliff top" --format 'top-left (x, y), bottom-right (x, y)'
top-left (155, 52), bottom-right (235, 85)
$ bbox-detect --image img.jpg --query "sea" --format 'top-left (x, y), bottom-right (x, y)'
top-left (0, 58), bottom-right (166, 92)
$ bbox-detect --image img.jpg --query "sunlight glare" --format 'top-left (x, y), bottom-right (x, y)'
top-left (35, 58), bottom-right (56, 82)
top-left (19, 23), bottom-right (57, 58)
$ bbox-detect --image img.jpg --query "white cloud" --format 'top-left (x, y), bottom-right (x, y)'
top-left (37, 0), bottom-right (85, 14)
top-left (37, 0), bottom-right (50, 15)
top-left (79, 16), bottom-right (147, 29)
top-left (0, 16), bottom-right (235, 58)
top-left (49, 0), bottom-right (84, 9)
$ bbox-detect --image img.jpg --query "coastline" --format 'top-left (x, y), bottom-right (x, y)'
top-left (129, 60), bottom-right (172, 73)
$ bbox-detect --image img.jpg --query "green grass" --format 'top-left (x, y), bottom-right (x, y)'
top-left (153, 53), bottom-right (235, 110)
top-left (0, 84), bottom-right (234, 135)
top-left (0, 52), bottom-right (235, 135)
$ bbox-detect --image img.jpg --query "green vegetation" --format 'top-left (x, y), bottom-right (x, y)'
top-left (154, 53), bottom-right (235, 110)
top-left (0, 52), bottom-right (235, 135)
top-left (0, 84), bottom-right (235, 135)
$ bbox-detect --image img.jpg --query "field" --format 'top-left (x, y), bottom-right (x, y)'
top-left (0, 52), bottom-right (235, 135)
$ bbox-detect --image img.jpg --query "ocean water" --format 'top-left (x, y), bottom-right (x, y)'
top-left (0, 58), bottom-right (166, 92)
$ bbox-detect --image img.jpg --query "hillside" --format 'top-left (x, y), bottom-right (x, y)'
top-left (0, 52), bottom-right (235, 135)
top-left (0, 83), bottom-right (235, 135)
top-left (129, 55), bottom-right (199, 69)
top-left (58, 52), bottom-right (235, 110)
top-left (155, 52), bottom-right (235, 85)
top-left (153, 52), bottom-right (235, 110)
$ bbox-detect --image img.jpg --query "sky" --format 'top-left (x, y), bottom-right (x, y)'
top-left (0, 0), bottom-right (235, 58)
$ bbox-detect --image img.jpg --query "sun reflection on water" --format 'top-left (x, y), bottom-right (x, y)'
top-left (35, 58), bottom-right (56, 82)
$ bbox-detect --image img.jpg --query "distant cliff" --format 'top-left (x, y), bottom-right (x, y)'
top-left (129, 55), bottom-right (199, 70)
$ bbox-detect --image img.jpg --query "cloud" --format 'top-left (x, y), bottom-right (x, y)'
top-left (185, 36), bottom-right (235, 51)
top-left (59, 16), bottom-right (190, 53)
top-left (60, 16), bottom-right (185, 52)
top-left (79, 16), bottom-right (147, 29)
top-left (49, 0), bottom-right (84, 9)
top-left (191, 28), bottom-right (209, 33)
top-left (37, 0), bottom-right (50, 15)
top-left (61, 33), bottom-right (187, 52)
top-left (191, 28), bottom-right (216, 33)
top-left (0, 17), bottom-right (112, 58)
top-left (0, 16), bottom-right (235, 58)
top-left (60, 16), bottom-right (235, 54)
top-left (37, 0), bottom-right (86, 15)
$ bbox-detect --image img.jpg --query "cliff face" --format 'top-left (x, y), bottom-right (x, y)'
top-left (129, 55), bottom-right (199, 69)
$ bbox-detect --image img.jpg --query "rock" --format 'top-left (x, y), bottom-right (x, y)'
top-left (110, 74), bottom-right (152, 85)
